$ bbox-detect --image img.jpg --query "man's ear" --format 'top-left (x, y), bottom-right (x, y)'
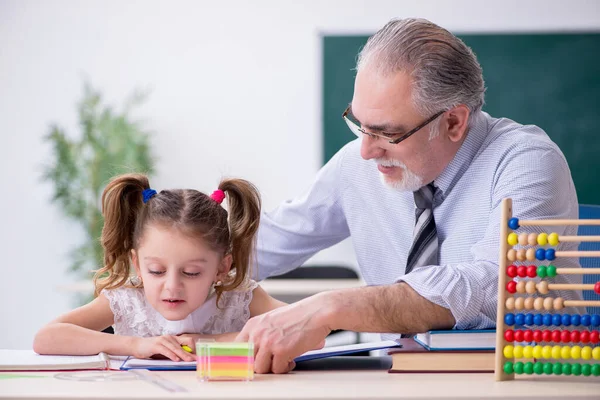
top-left (131, 249), bottom-right (141, 277)
top-left (444, 104), bottom-right (470, 143)
top-left (216, 254), bottom-right (233, 281)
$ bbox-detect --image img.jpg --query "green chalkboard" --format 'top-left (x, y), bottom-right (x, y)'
top-left (323, 33), bottom-right (600, 204)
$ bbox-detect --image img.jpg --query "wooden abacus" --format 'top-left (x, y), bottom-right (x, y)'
top-left (495, 198), bottom-right (600, 381)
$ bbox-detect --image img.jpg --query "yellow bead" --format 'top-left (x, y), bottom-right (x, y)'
top-left (581, 346), bottom-right (592, 360)
top-left (523, 345), bottom-right (534, 358)
top-left (551, 345), bottom-right (562, 359)
top-left (561, 346), bottom-right (571, 359)
top-left (570, 345), bottom-right (581, 360)
top-left (504, 345), bottom-right (514, 358)
top-left (542, 345), bottom-right (552, 359)
top-left (593, 346), bottom-right (600, 360)
top-left (537, 233), bottom-right (548, 246)
top-left (548, 232), bottom-right (559, 246)
top-left (533, 345), bottom-right (543, 359)
top-left (514, 345), bottom-right (524, 359)
top-left (507, 233), bottom-right (518, 246)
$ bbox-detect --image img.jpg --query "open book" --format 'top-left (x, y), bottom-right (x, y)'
top-left (120, 340), bottom-right (402, 371)
top-left (0, 350), bottom-right (111, 371)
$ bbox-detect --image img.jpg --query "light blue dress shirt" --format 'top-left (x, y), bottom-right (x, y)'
top-left (254, 111), bottom-right (582, 330)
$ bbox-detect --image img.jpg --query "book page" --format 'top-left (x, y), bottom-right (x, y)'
top-left (0, 350), bottom-right (108, 370)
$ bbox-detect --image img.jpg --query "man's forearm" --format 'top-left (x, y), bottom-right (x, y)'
top-left (321, 282), bottom-right (456, 335)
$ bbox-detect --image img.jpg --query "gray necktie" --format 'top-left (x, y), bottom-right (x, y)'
top-left (405, 183), bottom-right (439, 274)
top-left (381, 183), bottom-right (439, 342)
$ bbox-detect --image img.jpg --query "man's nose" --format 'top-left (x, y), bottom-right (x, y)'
top-left (360, 135), bottom-right (385, 160)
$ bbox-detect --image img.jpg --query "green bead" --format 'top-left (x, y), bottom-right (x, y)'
top-left (503, 362), bottom-right (514, 374)
top-left (524, 362), bottom-right (534, 375)
top-left (536, 266), bottom-right (547, 278)
top-left (592, 364), bottom-right (600, 377)
top-left (543, 362), bottom-right (553, 375)
top-left (582, 364), bottom-right (591, 376)
top-left (562, 363), bottom-right (572, 376)
top-left (546, 265), bottom-right (557, 277)
top-left (571, 363), bottom-right (582, 376)
top-left (533, 362), bottom-right (544, 375)
top-left (553, 362), bottom-right (562, 375)
top-left (514, 361), bottom-right (524, 375)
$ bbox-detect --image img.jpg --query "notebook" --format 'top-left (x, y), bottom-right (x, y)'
top-left (0, 350), bottom-right (110, 371)
top-left (413, 329), bottom-right (496, 351)
top-left (388, 339), bottom-right (495, 373)
top-left (120, 340), bottom-right (402, 370)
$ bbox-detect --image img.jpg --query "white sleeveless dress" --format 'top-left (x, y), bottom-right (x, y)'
top-left (101, 280), bottom-right (258, 337)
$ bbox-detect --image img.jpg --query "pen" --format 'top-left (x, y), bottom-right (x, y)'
top-left (181, 345), bottom-right (193, 353)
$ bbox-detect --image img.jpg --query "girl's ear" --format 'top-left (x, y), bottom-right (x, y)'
top-left (216, 254), bottom-right (233, 281)
top-left (131, 249), bottom-right (141, 277)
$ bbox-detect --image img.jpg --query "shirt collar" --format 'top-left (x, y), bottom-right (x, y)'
top-left (433, 111), bottom-right (489, 200)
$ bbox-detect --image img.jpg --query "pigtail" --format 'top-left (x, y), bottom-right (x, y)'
top-left (93, 173), bottom-right (150, 296)
top-left (217, 179), bottom-right (261, 292)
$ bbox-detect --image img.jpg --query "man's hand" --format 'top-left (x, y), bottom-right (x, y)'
top-left (235, 293), bottom-right (331, 374)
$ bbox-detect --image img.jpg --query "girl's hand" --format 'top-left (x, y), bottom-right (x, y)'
top-left (131, 335), bottom-right (196, 362)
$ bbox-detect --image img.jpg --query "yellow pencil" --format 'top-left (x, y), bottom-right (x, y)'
top-left (181, 345), bottom-right (193, 353)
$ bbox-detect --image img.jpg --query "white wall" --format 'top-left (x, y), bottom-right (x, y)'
top-left (1, 0), bottom-right (598, 349)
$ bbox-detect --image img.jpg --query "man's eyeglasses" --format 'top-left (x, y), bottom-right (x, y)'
top-left (342, 106), bottom-right (445, 145)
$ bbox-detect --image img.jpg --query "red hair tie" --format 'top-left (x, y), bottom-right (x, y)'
top-left (210, 189), bottom-right (225, 204)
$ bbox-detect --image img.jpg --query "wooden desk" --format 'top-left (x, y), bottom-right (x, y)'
top-left (1, 357), bottom-right (598, 400)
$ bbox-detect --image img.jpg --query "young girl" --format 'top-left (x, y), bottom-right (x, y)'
top-left (34, 173), bottom-right (285, 362)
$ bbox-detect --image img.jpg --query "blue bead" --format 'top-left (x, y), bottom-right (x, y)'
top-left (561, 314), bottom-right (571, 326)
top-left (515, 313), bottom-right (525, 325)
top-left (552, 314), bottom-right (562, 326)
top-left (505, 313), bottom-right (515, 326)
top-left (571, 314), bottom-right (581, 327)
top-left (543, 314), bottom-right (553, 326)
top-left (581, 314), bottom-right (591, 326)
top-left (535, 249), bottom-right (546, 261)
top-left (545, 249), bottom-right (556, 261)
top-left (524, 313), bottom-right (534, 325)
top-left (591, 314), bottom-right (600, 327)
top-left (534, 314), bottom-right (543, 326)
top-left (508, 218), bottom-right (520, 230)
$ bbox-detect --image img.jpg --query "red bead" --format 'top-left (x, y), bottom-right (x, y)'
top-left (506, 281), bottom-right (517, 294)
top-left (595, 282), bottom-right (600, 295)
top-left (504, 329), bottom-right (514, 342)
top-left (570, 330), bottom-right (580, 343)
top-left (514, 330), bottom-right (524, 342)
top-left (580, 330), bottom-right (590, 343)
top-left (561, 330), bottom-right (571, 343)
top-left (526, 265), bottom-right (537, 278)
top-left (542, 330), bottom-right (552, 342)
top-left (533, 330), bottom-right (543, 342)
top-left (523, 330), bottom-right (533, 342)
top-left (551, 330), bottom-right (561, 343)
top-left (507, 265), bottom-right (518, 277)
top-left (517, 266), bottom-right (527, 278)
top-left (591, 331), bottom-right (600, 344)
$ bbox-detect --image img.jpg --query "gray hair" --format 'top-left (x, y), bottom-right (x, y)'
top-left (357, 18), bottom-right (486, 131)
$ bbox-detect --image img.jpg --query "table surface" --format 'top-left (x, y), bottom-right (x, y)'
top-left (1, 357), bottom-right (599, 400)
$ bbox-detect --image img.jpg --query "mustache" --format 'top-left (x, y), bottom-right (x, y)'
top-left (374, 158), bottom-right (406, 168)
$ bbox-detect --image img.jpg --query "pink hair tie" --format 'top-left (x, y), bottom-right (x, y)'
top-left (210, 189), bottom-right (226, 204)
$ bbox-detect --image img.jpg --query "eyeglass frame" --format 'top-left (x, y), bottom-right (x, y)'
top-left (342, 105), bottom-right (446, 145)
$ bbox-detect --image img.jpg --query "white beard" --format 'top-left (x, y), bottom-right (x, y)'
top-left (375, 158), bottom-right (424, 192)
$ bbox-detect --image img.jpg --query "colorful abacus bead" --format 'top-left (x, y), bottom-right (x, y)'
top-left (548, 232), bottom-right (559, 246)
top-left (196, 342), bottom-right (254, 381)
top-left (508, 218), bottom-right (520, 229)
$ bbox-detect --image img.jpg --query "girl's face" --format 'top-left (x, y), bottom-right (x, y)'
top-left (131, 224), bottom-right (231, 321)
